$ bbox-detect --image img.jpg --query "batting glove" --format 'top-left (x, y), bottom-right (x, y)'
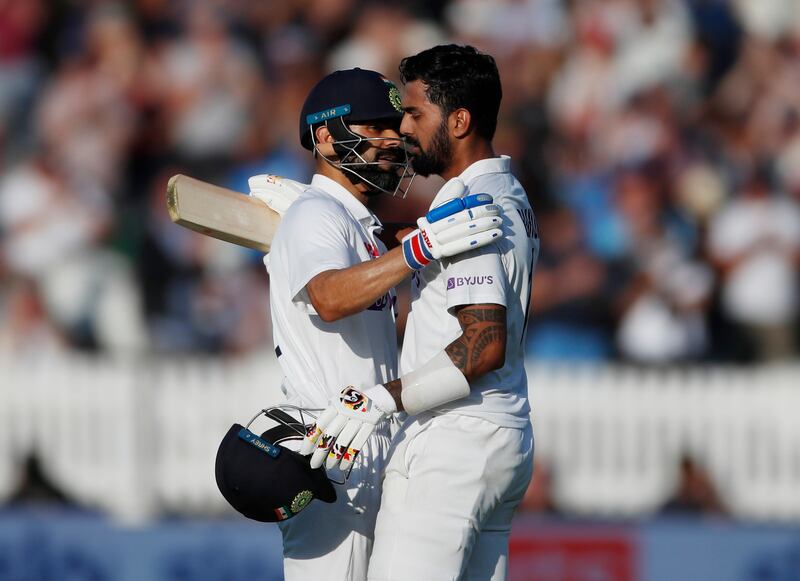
top-left (248, 174), bottom-right (307, 216)
top-left (402, 177), bottom-right (503, 270)
top-left (300, 385), bottom-right (396, 471)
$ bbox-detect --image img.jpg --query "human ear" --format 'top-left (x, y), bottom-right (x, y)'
top-left (451, 109), bottom-right (471, 138)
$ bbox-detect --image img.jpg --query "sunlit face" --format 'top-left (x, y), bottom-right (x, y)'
top-left (400, 80), bottom-right (452, 177)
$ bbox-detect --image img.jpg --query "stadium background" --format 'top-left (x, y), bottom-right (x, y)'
top-left (1, 0), bottom-right (799, 579)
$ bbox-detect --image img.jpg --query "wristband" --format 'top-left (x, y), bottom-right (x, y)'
top-left (401, 229), bottom-right (434, 270)
top-left (400, 351), bottom-right (470, 415)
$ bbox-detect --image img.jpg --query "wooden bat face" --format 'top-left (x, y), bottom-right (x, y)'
top-left (166, 174), bottom-right (282, 252)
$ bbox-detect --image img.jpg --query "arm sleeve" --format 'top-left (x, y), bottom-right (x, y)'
top-left (442, 244), bottom-right (507, 312)
top-left (284, 200), bottom-right (354, 310)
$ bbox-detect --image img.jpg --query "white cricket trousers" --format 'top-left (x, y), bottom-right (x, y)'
top-left (278, 422), bottom-right (392, 581)
top-left (368, 413), bottom-right (534, 581)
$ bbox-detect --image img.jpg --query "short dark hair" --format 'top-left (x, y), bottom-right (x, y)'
top-left (399, 44), bottom-right (502, 141)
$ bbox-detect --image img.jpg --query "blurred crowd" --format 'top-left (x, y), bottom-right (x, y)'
top-left (1, 0), bottom-right (800, 363)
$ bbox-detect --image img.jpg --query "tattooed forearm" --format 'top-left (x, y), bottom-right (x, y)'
top-left (445, 304), bottom-right (507, 382)
top-left (471, 323), bottom-right (505, 363)
top-left (382, 305), bottom-right (506, 412)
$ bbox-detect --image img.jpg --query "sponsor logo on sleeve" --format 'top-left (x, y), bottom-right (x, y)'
top-left (446, 275), bottom-right (494, 290)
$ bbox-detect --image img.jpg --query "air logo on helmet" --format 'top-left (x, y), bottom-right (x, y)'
top-left (291, 490), bottom-right (314, 513)
top-left (306, 104), bottom-right (351, 124)
top-left (383, 79), bottom-right (403, 113)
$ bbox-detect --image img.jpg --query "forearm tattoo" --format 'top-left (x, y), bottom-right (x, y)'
top-left (383, 305), bottom-right (506, 412)
top-left (445, 305), bottom-right (506, 381)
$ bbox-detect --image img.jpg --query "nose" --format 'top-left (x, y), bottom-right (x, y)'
top-left (400, 114), bottom-right (412, 138)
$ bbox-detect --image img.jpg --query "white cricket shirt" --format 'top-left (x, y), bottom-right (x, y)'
top-left (401, 156), bottom-right (540, 428)
top-left (266, 174), bottom-right (399, 408)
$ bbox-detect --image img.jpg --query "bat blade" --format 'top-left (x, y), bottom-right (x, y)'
top-left (166, 174), bottom-right (281, 252)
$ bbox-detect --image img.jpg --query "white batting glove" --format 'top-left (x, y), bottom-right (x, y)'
top-left (248, 174), bottom-right (307, 216)
top-left (300, 385), bottom-right (396, 471)
top-left (401, 178), bottom-right (503, 270)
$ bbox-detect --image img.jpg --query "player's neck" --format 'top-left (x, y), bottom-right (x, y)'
top-left (316, 161), bottom-right (370, 206)
top-left (440, 139), bottom-right (496, 181)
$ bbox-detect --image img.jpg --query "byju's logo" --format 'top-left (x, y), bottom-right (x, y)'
top-left (447, 276), bottom-right (494, 289)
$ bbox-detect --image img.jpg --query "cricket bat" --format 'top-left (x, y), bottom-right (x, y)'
top-left (166, 174), bottom-right (281, 252)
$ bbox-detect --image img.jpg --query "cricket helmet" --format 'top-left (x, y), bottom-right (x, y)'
top-left (215, 406), bottom-right (336, 523)
top-left (299, 68), bottom-right (414, 196)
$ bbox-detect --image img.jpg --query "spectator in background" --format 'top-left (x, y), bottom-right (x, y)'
top-left (137, 170), bottom-right (271, 353)
top-left (0, 0), bottom-right (47, 163)
top-left (0, 150), bottom-right (147, 352)
top-left (36, 4), bottom-right (141, 192)
top-left (611, 0), bottom-right (693, 106)
top-left (0, 279), bottom-right (64, 355)
top-left (528, 206), bottom-right (614, 361)
top-left (707, 168), bottom-right (800, 361)
top-left (659, 454), bottom-right (728, 517)
top-left (445, 0), bottom-right (568, 51)
top-left (328, 3), bottom-right (445, 74)
top-left (613, 165), bottom-right (713, 364)
top-left (152, 2), bottom-right (261, 163)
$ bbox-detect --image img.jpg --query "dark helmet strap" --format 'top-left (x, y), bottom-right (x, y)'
top-left (327, 117), bottom-right (369, 161)
top-left (326, 117), bottom-right (369, 187)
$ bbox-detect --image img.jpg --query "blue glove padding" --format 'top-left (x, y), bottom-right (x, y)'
top-left (426, 193), bottom-right (493, 223)
top-left (402, 185), bottom-right (502, 270)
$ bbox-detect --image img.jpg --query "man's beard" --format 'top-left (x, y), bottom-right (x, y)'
top-left (349, 163), bottom-right (403, 195)
top-left (342, 146), bottom-right (405, 195)
top-left (408, 119), bottom-right (452, 177)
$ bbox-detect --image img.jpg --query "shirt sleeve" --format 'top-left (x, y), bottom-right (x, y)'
top-left (283, 199), bottom-right (354, 308)
top-left (441, 244), bottom-right (507, 312)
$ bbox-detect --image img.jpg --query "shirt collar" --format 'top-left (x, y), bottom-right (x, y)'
top-left (458, 155), bottom-right (511, 185)
top-left (311, 174), bottom-right (382, 231)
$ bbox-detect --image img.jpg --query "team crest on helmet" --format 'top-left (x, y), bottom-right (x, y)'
top-left (383, 79), bottom-right (403, 113)
top-left (290, 490), bottom-right (314, 513)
